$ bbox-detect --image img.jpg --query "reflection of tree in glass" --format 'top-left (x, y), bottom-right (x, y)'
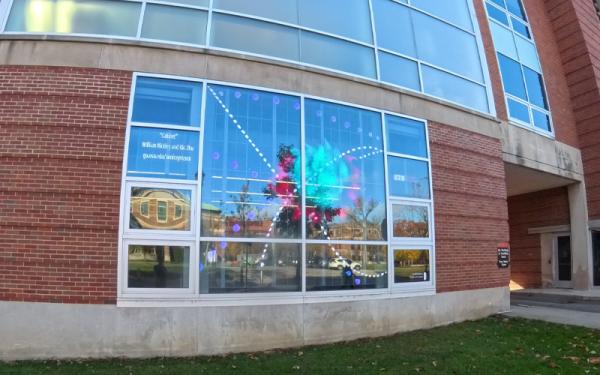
top-left (263, 144), bottom-right (301, 238)
top-left (393, 205), bottom-right (428, 237)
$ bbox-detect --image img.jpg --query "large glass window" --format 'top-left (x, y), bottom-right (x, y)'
top-left (5, 0), bottom-right (141, 36)
top-left (306, 244), bottom-right (388, 291)
top-left (121, 76), bottom-right (435, 299)
top-left (141, 4), bottom-right (208, 46)
top-left (199, 241), bottom-right (301, 293)
top-left (127, 244), bottom-right (191, 289)
top-left (2, 0), bottom-right (491, 114)
top-left (201, 84), bottom-right (302, 239)
top-left (486, 0), bottom-right (553, 133)
top-left (304, 99), bottom-right (386, 241)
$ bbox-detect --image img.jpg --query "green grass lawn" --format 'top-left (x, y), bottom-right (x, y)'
top-left (2, 316), bottom-right (600, 374)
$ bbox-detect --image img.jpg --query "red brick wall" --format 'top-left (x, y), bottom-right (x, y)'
top-left (0, 66), bottom-right (131, 304)
top-left (544, 0), bottom-right (600, 219)
top-left (507, 187), bottom-right (571, 289)
top-left (429, 122), bottom-right (510, 293)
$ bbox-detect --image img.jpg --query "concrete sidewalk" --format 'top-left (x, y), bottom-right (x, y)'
top-left (506, 305), bottom-right (600, 330)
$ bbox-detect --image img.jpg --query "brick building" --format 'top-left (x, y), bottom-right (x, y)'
top-left (0, 0), bottom-right (598, 359)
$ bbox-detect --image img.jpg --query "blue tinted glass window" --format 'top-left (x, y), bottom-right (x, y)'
top-left (372, 0), bottom-right (416, 57)
top-left (505, 0), bottom-right (526, 21)
top-left (386, 115), bottom-right (427, 158)
top-left (411, 0), bottom-right (473, 31)
top-left (304, 99), bottom-right (386, 241)
top-left (421, 65), bottom-right (489, 113)
top-left (523, 67), bottom-right (548, 109)
top-left (486, 3), bottom-right (509, 26)
top-left (132, 77), bottom-right (202, 126)
top-left (127, 127), bottom-right (200, 180)
top-left (387, 157), bottom-right (430, 199)
top-left (489, 0), bottom-right (505, 8)
top-left (213, 0), bottom-right (298, 24)
top-left (141, 5), bottom-right (208, 45)
top-left (299, 0), bottom-right (372, 43)
top-left (511, 17), bottom-right (530, 38)
top-left (201, 84), bottom-right (302, 239)
top-left (378, 52), bottom-right (420, 91)
top-left (532, 110), bottom-right (551, 132)
top-left (300, 31), bottom-right (376, 78)
top-left (413, 11), bottom-right (483, 83)
top-left (210, 14), bottom-right (300, 61)
top-left (497, 53), bottom-right (527, 100)
top-left (507, 98), bottom-right (530, 124)
top-left (489, 21), bottom-right (517, 60)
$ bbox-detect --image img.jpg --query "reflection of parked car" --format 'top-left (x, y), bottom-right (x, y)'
top-left (328, 258), bottom-right (361, 270)
top-left (307, 256), bottom-right (328, 268)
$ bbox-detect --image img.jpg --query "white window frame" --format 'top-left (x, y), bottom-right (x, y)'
top-left (122, 238), bottom-right (196, 296)
top-left (117, 72), bottom-right (437, 305)
top-left (124, 180), bottom-right (197, 239)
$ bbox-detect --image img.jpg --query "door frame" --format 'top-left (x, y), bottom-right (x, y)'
top-left (552, 233), bottom-right (573, 289)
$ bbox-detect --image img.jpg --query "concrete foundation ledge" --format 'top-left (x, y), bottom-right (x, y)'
top-left (0, 287), bottom-right (509, 361)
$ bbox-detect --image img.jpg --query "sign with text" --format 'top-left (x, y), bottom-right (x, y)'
top-left (127, 127), bottom-right (199, 180)
top-left (497, 243), bottom-right (510, 268)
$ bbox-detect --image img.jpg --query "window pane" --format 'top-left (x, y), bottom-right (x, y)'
top-left (532, 110), bottom-right (551, 132)
top-left (199, 242), bottom-right (301, 293)
top-left (507, 98), bottom-right (530, 124)
top-left (511, 17), bottom-right (530, 38)
top-left (413, 12), bottom-right (483, 83)
top-left (132, 77), bottom-right (202, 126)
top-left (167, 0), bottom-right (209, 6)
top-left (210, 13), bottom-right (300, 61)
top-left (505, 0), bottom-right (526, 21)
top-left (304, 99), bottom-right (386, 241)
top-left (486, 3), bottom-right (509, 26)
top-left (372, 0), bottom-right (416, 57)
top-left (497, 53), bottom-right (527, 100)
top-left (141, 4), bottom-right (207, 45)
top-left (201, 84), bottom-right (302, 238)
top-left (300, 31), bottom-right (376, 78)
top-left (490, 0), bottom-right (505, 8)
top-left (489, 21), bottom-right (517, 60)
top-left (523, 67), bottom-right (548, 109)
top-left (515, 35), bottom-right (540, 72)
top-left (392, 204), bottom-right (429, 238)
top-left (130, 187), bottom-right (192, 231)
top-left (128, 245), bottom-right (190, 288)
top-left (378, 52), bottom-right (420, 91)
top-left (299, 0), bottom-right (372, 43)
top-left (421, 65), bottom-right (489, 113)
top-left (306, 244), bottom-right (388, 291)
top-left (127, 127), bottom-right (200, 180)
top-left (387, 156), bottom-right (430, 199)
top-left (213, 0), bottom-right (298, 24)
top-left (394, 249), bottom-right (430, 283)
top-left (6, 0), bottom-right (140, 36)
top-left (411, 0), bottom-right (473, 31)
top-left (385, 115), bottom-right (427, 158)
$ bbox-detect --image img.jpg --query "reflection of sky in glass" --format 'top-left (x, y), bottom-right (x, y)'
top-left (304, 99), bottom-right (386, 241)
top-left (201, 84), bottom-right (301, 239)
top-left (387, 157), bottom-right (430, 199)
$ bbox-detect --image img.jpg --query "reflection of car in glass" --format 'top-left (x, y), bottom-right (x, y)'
top-left (307, 256), bottom-right (328, 268)
top-left (328, 258), bottom-right (361, 270)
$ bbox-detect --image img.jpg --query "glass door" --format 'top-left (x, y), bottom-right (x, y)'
top-left (592, 231), bottom-right (600, 287)
top-left (554, 235), bottom-right (572, 288)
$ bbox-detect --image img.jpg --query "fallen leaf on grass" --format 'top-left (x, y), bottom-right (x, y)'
top-left (588, 357), bottom-right (600, 365)
top-left (562, 356), bottom-right (581, 364)
top-left (547, 361), bottom-right (559, 369)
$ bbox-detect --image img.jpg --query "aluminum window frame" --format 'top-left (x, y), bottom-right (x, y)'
top-left (117, 72), bottom-right (437, 305)
top-left (0, 0), bottom-right (495, 115)
top-left (485, 0), bottom-right (554, 137)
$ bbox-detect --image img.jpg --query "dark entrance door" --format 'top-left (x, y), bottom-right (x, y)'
top-left (592, 232), bottom-right (600, 286)
top-left (556, 235), bottom-right (572, 286)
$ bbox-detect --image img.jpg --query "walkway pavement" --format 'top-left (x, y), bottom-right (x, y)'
top-left (506, 288), bottom-right (600, 330)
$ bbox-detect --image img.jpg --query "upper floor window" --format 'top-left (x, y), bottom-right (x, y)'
top-left (1, 0), bottom-right (493, 114)
top-left (485, 0), bottom-right (553, 134)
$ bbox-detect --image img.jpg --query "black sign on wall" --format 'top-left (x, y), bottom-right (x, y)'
top-left (497, 243), bottom-right (510, 268)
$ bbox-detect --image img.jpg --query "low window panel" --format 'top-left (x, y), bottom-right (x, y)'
top-left (394, 249), bottom-right (430, 283)
top-left (128, 245), bottom-right (190, 288)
